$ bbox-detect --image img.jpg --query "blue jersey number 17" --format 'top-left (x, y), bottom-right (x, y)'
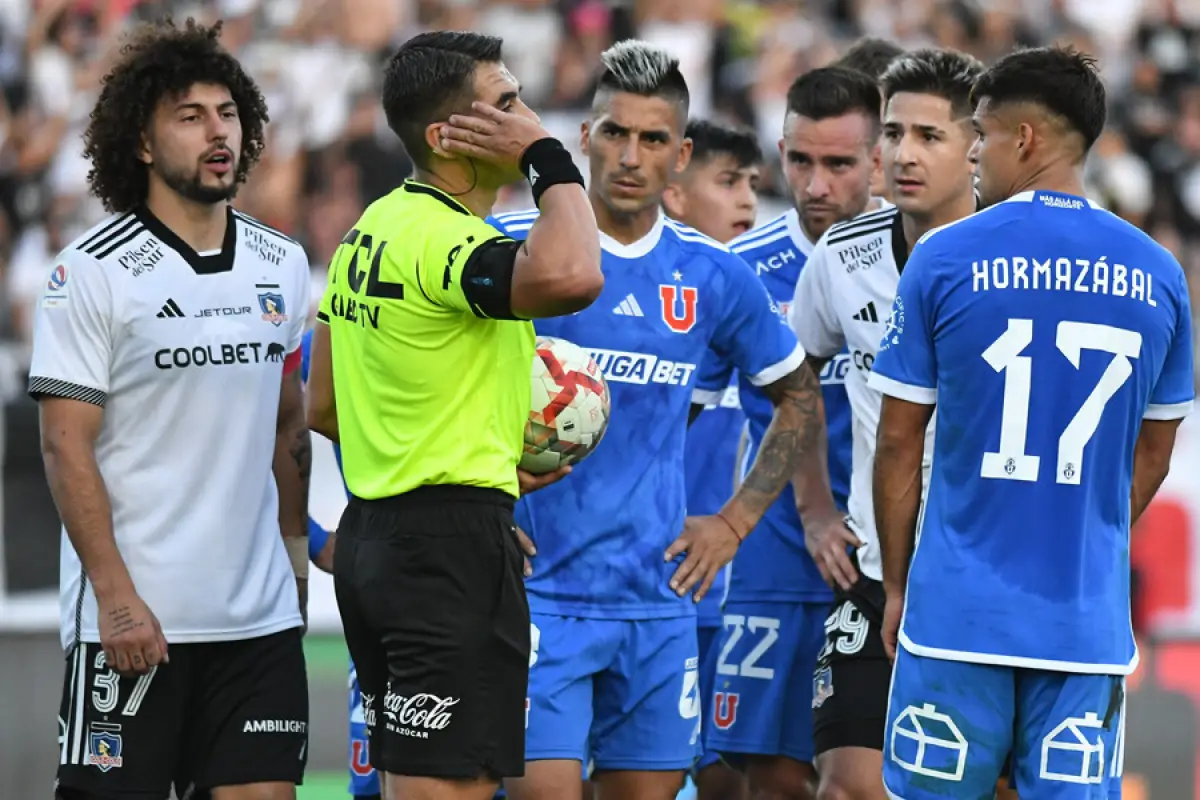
top-left (982, 318), bottom-right (1141, 485)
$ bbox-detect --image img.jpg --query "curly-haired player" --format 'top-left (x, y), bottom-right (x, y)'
top-left (31, 19), bottom-right (312, 800)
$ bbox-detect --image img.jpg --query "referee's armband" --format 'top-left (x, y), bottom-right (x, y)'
top-left (460, 238), bottom-right (522, 320)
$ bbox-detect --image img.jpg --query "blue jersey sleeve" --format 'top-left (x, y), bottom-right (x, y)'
top-left (1147, 268), bottom-right (1195, 419)
top-left (694, 348), bottom-right (734, 403)
top-left (487, 209), bottom-right (537, 241)
top-left (709, 252), bottom-right (804, 387)
top-left (869, 243), bottom-right (939, 405)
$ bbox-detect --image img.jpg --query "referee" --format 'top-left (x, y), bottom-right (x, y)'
top-left (307, 31), bottom-right (602, 800)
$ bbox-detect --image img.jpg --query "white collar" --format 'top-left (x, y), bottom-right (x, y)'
top-left (599, 208), bottom-right (666, 259)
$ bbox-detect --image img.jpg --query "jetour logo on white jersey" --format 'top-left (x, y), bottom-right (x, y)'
top-left (589, 348), bottom-right (697, 386)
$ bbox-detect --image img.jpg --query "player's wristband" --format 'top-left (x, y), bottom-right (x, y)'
top-left (716, 512), bottom-right (746, 543)
top-left (307, 516), bottom-right (330, 562)
top-left (284, 537), bottom-right (309, 580)
top-left (521, 138), bottom-right (584, 207)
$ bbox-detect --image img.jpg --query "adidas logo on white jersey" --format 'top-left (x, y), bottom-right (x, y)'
top-left (156, 298), bottom-right (184, 319)
top-left (612, 294), bottom-right (644, 317)
top-left (852, 302), bottom-right (879, 323)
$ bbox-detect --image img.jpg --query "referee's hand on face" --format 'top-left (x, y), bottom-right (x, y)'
top-left (98, 590), bottom-right (169, 677)
top-left (440, 101), bottom-right (554, 182)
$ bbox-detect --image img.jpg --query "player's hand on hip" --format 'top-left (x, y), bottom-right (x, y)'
top-left (518, 465), bottom-right (571, 496)
top-left (97, 591), bottom-right (168, 677)
top-left (803, 515), bottom-right (863, 592)
top-left (514, 526), bottom-right (536, 577)
top-left (441, 101), bottom-right (551, 177)
top-left (665, 516), bottom-right (742, 603)
top-left (882, 589), bottom-right (904, 662)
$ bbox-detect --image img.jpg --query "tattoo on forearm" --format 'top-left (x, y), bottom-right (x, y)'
top-left (737, 365), bottom-right (822, 517)
top-left (290, 426), bottom-right (312, 482)
top-left (108, 606), bottom-right (143, 636)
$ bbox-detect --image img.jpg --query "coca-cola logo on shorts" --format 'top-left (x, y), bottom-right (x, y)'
top-left (382, 691), bottom-right (460, 732)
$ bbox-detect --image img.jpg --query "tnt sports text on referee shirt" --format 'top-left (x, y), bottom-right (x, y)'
top-left (317, 180), bottom-right (536, 500)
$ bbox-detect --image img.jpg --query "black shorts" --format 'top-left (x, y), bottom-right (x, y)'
top-left (56, 627), bottom-right (308, 798)
top-left (812, 573), bottom-right (891, 756)
top-left (334, 485), bottom-right (530, 780)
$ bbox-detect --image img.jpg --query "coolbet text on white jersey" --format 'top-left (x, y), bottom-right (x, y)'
top-left (29, 207), bottom-right (310, 650)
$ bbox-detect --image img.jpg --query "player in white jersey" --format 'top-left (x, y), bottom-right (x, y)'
top-left (789, 49), bottom-right (984, 800)
top-left (30, 20), bottom-right (311, 800)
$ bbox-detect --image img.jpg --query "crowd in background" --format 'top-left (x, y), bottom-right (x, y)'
top-left (2, 0), bottom-right (1200, 365)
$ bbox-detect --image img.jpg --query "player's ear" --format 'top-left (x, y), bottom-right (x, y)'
top-left (138, 132), bottom-right (153, 166)
top-left (1016, 121), bottom-right (1035, 161)
top-left (871, 140), bottom-right (883, 176)
top-left (675, 137), bottom-right (693, 174)
top-left (426, 122), bottom-right (452, 161)
top-left (777, 137), bottom-right (786, 162)
top-left (662, 183), bottom-right (686, 220)
top-left (579, 121), bottom-right (591, 157)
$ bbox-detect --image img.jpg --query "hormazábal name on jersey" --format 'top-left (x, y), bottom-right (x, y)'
top-left (971, 255), bottom-right (1157, 306)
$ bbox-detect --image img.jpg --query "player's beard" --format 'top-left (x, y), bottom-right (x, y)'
top-left (156, 158), bottom-right (238, 205)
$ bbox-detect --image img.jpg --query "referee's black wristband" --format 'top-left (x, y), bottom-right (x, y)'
top-left (521, 138), bottom-right (584, 208)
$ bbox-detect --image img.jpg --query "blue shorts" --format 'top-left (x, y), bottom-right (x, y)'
top-left (526, 613), bottom-right (700, 771)
top-left (695, 622), bottom-right (722, 771)
top-left (347, 661), bottom-right (381, 798)
top-left (704, 601), bottom-right (828, 763)
top-left (884, 648), bottom-right (1126, 800)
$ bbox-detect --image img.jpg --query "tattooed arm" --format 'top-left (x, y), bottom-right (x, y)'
top-left (722, 362), bottom-right (823, 536)
top-left (666, 360), bottom-right (825, 601)
top-left (275, 367), bottom-right (312, 626)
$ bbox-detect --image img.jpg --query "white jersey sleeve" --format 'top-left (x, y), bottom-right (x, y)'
top-left (28, 249), bottom-right (116, 406)
top-left (790, 239), bottom-right (845, 359)
top-left (285, 249), bottom-right (310, 355)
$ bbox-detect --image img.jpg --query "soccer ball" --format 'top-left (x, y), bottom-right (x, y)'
top-left (520, 336), bottom-right (611, 474)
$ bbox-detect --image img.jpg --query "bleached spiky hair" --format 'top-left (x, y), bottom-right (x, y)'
top-left (594, 39), bottom-right (689, 117)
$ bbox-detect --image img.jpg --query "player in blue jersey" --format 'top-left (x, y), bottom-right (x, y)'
top-left (696, 66), bottom-right (885, 800)
top-left (489, 40), bottom-right (829, 800)
top-left (870, 46), bottom-right (1194, 799)
top-left (663, 117), bottom-right (763, 800)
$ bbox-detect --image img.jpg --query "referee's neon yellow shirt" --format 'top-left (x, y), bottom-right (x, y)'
top-left (317, 180), bottom-right (534, 500)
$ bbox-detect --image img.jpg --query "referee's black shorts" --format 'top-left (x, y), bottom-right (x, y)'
top-left (333, 485), bottom-right (530, 780)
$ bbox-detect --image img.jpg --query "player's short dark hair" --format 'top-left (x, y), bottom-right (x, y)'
top-left (83, 18), bottom-right (268, 213)
top-left (970, 45), bottom-right (1107, 151)
top-left (786, 66), bottom-right (882, 137)
top-left (382, 31), bottom-right (504, 170)
top-left (685, 119), bottom-right (762, 169)
top-left (881, 48), bottom-right (986, 119)
top-left (834, 37), bottom-right (906, 81)
top-left (594, 40), bottom-right (690, 121)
